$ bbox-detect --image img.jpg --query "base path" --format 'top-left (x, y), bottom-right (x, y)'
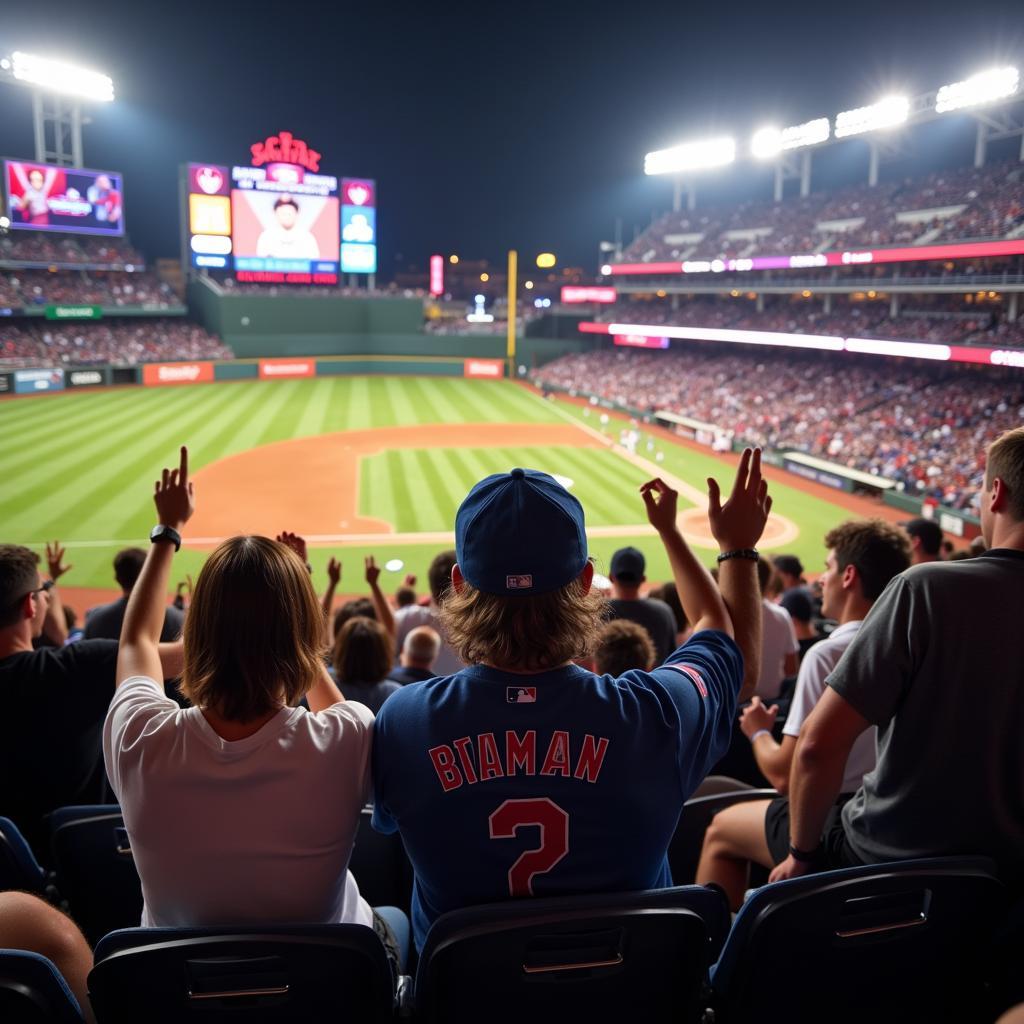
top-left (186, 419), bottom-right (798, 551)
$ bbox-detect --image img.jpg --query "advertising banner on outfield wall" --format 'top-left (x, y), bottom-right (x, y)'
top-left (463, 358), bottom-right (504, 379)
top-left (142, 362), bottom-right (215, 386)
top-left (66, 368), bottom-right (109, 388)
top-left (14, 368), bottom-right (65, 394)
top-left (258, 358), bottom-right (315, 379)
top-left (0, 372), bottom-right (11, 394)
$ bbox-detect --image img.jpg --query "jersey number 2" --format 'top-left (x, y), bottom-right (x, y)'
top-left (488, 797), bottom-right (569, 897)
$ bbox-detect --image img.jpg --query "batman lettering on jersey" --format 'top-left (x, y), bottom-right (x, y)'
top-left (428, 730), bottom-right (610, 793)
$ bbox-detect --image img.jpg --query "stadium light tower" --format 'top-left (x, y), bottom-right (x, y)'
top-left (0, 51), bottom-right (115, 167)
top-left (751, 118), bottom-right (830, 200)
top-left (645, 136), bottom-right (735, 211)
top-left (934, 66), bottom-right (1023, 167)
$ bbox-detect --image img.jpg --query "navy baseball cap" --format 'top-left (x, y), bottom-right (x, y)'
top-left (455, 468), bottom-right (588, 595)
top-left (610, 546), bottom-right (646, 582)
top-left (779, 587), bottom-right (814, 624)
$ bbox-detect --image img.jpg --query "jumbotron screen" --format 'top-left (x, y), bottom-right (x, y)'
top-left (4, 159), bottom-right (125, 236)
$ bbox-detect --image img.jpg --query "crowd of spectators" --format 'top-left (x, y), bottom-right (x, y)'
top-left (0, 319), bottom-right (232, 367)
top-left (0, 269), bottom-right (180, 310)
top-left (533, 346), bottom-right (1024, 509)
top-left (0, 233), bottom-right (143, 267)
top-left (620, 160), bottom-right (1024, 265)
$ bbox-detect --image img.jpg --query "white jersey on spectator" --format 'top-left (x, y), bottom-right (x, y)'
top-left (104, 676), bottom-right (375, 929)
top-left (782, 620), bottom-right (875, 793)
top-left (756, 599), bottom-right (798, 700)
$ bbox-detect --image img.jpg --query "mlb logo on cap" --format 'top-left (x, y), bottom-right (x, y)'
top-left (507, 687), bottom-right (537, 704)
top-left (506, 574), bottom-right (533, 590)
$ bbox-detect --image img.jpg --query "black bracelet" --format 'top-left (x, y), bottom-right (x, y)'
top-left (788, 841), bottom-right (821, 864)
top-left (717, 548), bottom-right (759, 563)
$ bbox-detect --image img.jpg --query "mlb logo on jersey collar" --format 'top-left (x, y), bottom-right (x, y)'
top-left (507, 687), bottom-right (537, 703)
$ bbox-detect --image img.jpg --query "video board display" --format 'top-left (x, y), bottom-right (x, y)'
top-left (5, 160), bottom-right (124, 236)
top-left (185, 134), bottom-right (373, 284)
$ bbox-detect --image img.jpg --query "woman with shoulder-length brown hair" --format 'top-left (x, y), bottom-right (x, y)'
top-left (331, 616), bottom-right (401, 714)
top-left (103, 447), bottom-right (406, 966)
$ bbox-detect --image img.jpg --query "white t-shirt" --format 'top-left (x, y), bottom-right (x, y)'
top-left (756, 600), bottom-right (799, 699)
top-left (394, 604), bottom-right (464, 677)
top-left (103, 677), bottom-right (375, 929)
top-left (783, 620), bottom-right (877, 794)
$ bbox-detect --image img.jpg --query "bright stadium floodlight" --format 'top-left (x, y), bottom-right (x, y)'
top-left (834, 95), bottom-right (909, 138)
top-left (935, 66), bottom-right (1019, 113)
top-left (644, 136), bottom-right (735, 175)
top-left (751, 118), bottom-right (830, 159)
top-left (11, 51), bottom-right (114, 102)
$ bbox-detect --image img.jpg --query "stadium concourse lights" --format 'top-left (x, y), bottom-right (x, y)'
top-left (834, 95), bottom-right (910, 138)
top-left (935, 66), bottom-right (1019, 113)
top-left (9, 51), bottom-right (114, 102)
top-left (750, 118), bottom-right (830, 159)
top-left (644, 136), bottom-right (735, 176)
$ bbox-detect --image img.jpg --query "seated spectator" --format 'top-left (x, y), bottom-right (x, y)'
top-left (903, 517), bottom-right (943, 565)
top-left (607, 546), bottom-right (678, 664)
top-left (333, 597), bottom-right (376, 637)
top-left (767, 427), bottom-right (1024, 892)
top-left (0, 891), bottom-right (95, 1023)
top-left (85, 547), bottom-right (184, 641)
top-left (394, 584), bottom-right (417, 609)
top-left (772, 554), bottom-right (813, 606)
top-left (779, 586), bottom-right (821, 660)
top-left (697, 520), bottom-right (911, 907)
top-left (594, 619), bottom-right (656, 676)
top-left (371, 453), bottom-right (771, 950)
top-left (756, 557), bottom-right (799, 700)
top-left (0, 543), bottom-right (180, 854)
top-left (331, 616), bottom-right (402, 713)
top-left (388, 626), bottom-right (441, 685)
top-left (393, 549), bottom-right (463, 675)
top-left (63, 605), bottom-right (84, 645)
top-left (104, 449), bottom-right (404, 966)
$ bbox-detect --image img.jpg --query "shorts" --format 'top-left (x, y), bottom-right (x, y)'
top-left (764, 794), bottom-right (864, 870)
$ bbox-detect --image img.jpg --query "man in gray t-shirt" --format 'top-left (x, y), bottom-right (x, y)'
top-left (769, 426), bottom-right (1024, 889)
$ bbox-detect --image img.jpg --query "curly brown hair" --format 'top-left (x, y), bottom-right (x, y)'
top-left (440, 571), bottom-right (609, 672)
top-left (594, 619), bottom-right (656, 676)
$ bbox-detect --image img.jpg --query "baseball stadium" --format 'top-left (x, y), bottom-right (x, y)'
top-left (1, 16), bottom-right (1023, 1024)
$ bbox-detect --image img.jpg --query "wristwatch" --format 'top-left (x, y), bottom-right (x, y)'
top-left (150, 524), bottom-right (182, 552)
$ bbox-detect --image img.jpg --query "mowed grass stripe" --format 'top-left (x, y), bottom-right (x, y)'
top-left (406, 377), bottom-right (462, 424)
top-left (0, 387), bottom-right (208, 520)
top-left (411, 447), bottom-right (465, 531)
top-left (385, 449), bottom-right (418, 533)
top-left (390, 378), bottom-right (429, 427)
top-left (434, 446), bottom-right (489, 499)
top-left (545, 448), bottom-right (641, 526)
top-left (293, 378), bottom-right (336, 438)
top-left (0, 386), bottom-right (191, 482)
top-left (558, 445), bottom-right (656, 512)
top-left (444, 380), bottom-right (499, 423)
top-left (394, 448), bottom-right (444, 532)
top-left (0, 388), bottom-right (139, 450)
top-left (28, 385), bottom-right (263, 539)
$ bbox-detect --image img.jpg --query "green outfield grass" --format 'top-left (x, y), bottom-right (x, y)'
top-left (0, 376), bottom-right (849, 591)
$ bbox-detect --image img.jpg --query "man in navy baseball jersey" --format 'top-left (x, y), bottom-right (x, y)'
top-left (372, 451), bottom-right (772, 950)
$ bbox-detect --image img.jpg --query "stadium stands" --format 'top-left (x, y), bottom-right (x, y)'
top-left (533, 347), bottom-right (1024, 508)
top-left (0, 319), bottom-right (232, 367)
top-left (0, 233), bottom-right (143, 268)
top-left (619, 160), bottom-right (1024, 265)
top-left (0, 269), bottom-right (181, 310)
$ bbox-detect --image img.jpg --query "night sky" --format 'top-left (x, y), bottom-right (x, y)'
top-left (2, 0), bottom-right (1022, 274)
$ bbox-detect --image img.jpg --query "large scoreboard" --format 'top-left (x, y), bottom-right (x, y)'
top-left (184, 132), bottom-right (376, 286)
top-left (4, 158), bottom-right (125, 237)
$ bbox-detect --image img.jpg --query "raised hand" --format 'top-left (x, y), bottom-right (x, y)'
top-left (403, 573), bottom-right (417, 588)
top-left (640, 477), bottom-right (679, 535)
top-left (154, 446), bottom-right (195, 531)
top-left (326, 557), bottom-right (342, 587)
top-left (365, 555), bottom-right (381, 587)
top-left (739, 696), bottom-right (779, 740)
top-left (45, 540), bottom-right (72, 581)
top-left (707, 448), bottom-right (772, 551)
top-left (275, 531), bottom-right (308, 564)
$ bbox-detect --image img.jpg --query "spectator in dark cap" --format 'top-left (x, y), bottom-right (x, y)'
top-left (779, 587), bottom-right (821, 661)
top-left (85, 548), bottom-right (184, 642)
top-left (607, 546), bottom-right (677, 664)
top-left (902, 518), bottom-right (943, 565)
top-left (772, 553), bottom-right (814, 611)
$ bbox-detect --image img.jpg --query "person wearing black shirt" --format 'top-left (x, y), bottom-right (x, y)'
top-left (0, 543), bottom-right (182, 856)
top-left (84, 547), bottom-right (184, 641)
top-left (607, 546), bottom-right (677, 665)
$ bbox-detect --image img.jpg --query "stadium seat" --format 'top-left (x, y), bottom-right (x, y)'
top-left (49, 809), bottom-right (142, 945)
top-left (0, 949), bottom-right (85, 1023)
top-left (0, 817), bottom-right (47, 894)
top-left (668, 788), bottom-right (777, 885)
top-left (413, 885), bottom-right (730, 1024)
top-left (88, 924), bottom-right (399, 1024)
top-left (709, 856), bottom-right (1007, 1024)
top-left (350, 806), bottom-right (413, 916)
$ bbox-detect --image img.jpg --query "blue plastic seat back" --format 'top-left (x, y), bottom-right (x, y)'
top-left (50, 810), bottom-right (142, 946)
top-left (0, 817), bottom-right (46, 894)
top-left (711, 856), bottom-right (1007, 1024)
top-left (89, 924), bottom-right (396, 1024)
top-left (0, 949), bottom-right (83, 1023)
top-left (415, 885), bottom-right (730, 1024)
